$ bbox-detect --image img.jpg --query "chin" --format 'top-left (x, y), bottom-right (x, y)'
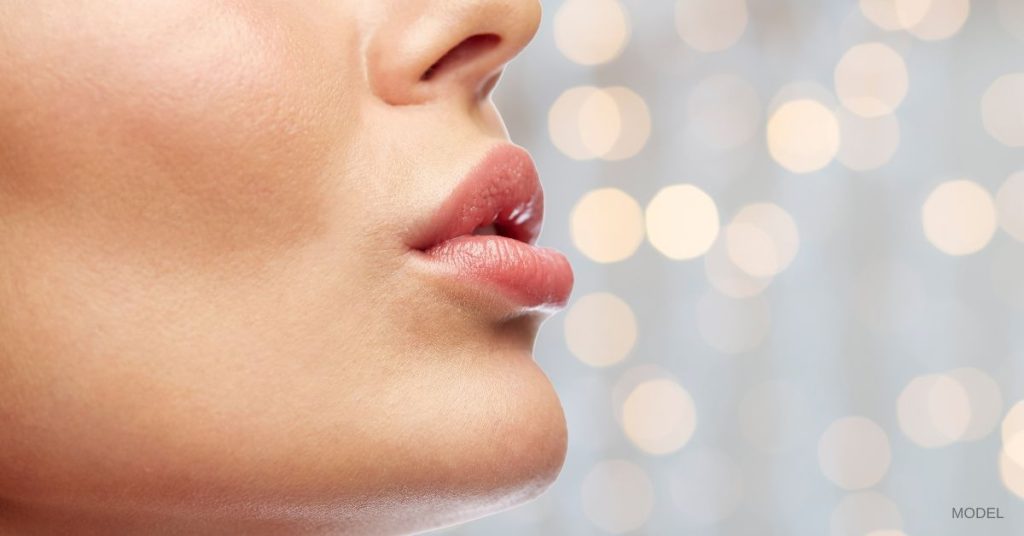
top-left (376, 353), bottom-right (568, 535)
top-left (0, 351), bottom-right (567, 536)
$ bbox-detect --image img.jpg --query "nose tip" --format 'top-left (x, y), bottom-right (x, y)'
top-left (366, 1), bottom-right (541, 106)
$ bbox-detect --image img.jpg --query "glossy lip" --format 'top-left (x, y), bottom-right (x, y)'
top-left (407, 144), bottom-right (574, 313)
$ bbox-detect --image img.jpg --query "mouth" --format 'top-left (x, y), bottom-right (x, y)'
top-left (407, 144), bottom-right (574, 313)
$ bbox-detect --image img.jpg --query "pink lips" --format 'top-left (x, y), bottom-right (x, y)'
top-left (410, 145), bottom-right (574, 311)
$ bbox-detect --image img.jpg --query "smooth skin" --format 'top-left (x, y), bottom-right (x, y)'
top-left (0, 1), bottom-right (566, 534)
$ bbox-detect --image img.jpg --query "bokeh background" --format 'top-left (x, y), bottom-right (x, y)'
top-left (444, 1), bottom-right (1024, 534)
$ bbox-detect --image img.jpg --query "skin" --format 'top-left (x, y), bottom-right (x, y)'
top-left (0, 1), bottom-right (567, 534)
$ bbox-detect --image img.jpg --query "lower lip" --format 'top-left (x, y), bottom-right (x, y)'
top-left (421, 235), bottom-right (574, 311)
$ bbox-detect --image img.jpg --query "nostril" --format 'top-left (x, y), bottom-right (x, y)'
top-left (421, 33), bottom-right (502, 82)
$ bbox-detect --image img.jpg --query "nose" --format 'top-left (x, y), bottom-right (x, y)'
top-left (365, 0), bottom-right (541, 106)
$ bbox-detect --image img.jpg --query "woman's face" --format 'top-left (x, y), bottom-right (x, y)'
top-left (0, 1), bottom-right (570, 533)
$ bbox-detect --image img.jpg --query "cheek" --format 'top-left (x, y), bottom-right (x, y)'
top-left (0, 1), bottom-right (359, 265)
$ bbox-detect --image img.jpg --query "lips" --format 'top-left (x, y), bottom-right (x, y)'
top-left (408, 145), bottom-right (574, 312)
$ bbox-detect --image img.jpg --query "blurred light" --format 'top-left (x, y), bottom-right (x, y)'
top-left (675, 0), bottom-right (748, 52)
top-left (817, 416), bottom-right (891, 490)
top-left (1002, 402), bottom-right (1024, 448)
top-left (686, 74), bottom-right (762, 151)
top-left (1001, 403), bottom-right (1024, 499)
top-left (859, 0), bottom-right (906, 30)
top-left (621, 378), bottom-right (697, 455)
top-left (727, 203), bottom-right (801, 278)
top-left (858, 0), bottom-right (968, 39)
top-left (724, 224), bottom-right (777, 279)
top-left (670, 448), bottom-right (744, 526)
top-left (769, 81), bottom-right (839, 111)
top-left (830, 491), bottom-right (903, 536)
top-left (612, 365), bottom-right (674, 416)
top-left (548, 86), bottom-right (651, 161)
top-left (895, 0), bottom-right (934, 28)
top-left (900, 0), bottom-right (970, 41)
top-left (1005, 431), bottom-right (1024, 470)
top-left (466, 3), bottom-right (1023, 531)
top-left (554, 0), bottom-right (630, 66)
top-left (921, 179), bottom-right (997, 256)
top-left (737, 380), bottom-right (809, 453)
top-left (837, 109), bottom-right (901, 171)
top-left (949, 367), bottom-right (1003, 441)
top-left (835, 42), bottom-right (909, 118)
top-left (549, 86), bottom-right (599, 160)
top-left (982, 74), bottom-right (1024, 147)
top-left (767, 99), bottom-right (841, 173)
top-left (564, 292), bottom-right (637, 367)
top-left (704, 237), bottom-right (773, 298)
top-left (998, 0), bottom-right (1024, 40)
top-left (645, 184), bottom-right (720, 260)
top-left (997, 171), bottom-right (1024, 242)
top-left (578, 89), bottom-right (621, 157)
top-left (571, 188), bottom-right (645, 263)
top-left (602, 87), bottom-right (652, 161)
top-left (896, 373), bottom-right (971, 447)
top-left (999, 447), bottom-right (1024, 500)
top-left (696, 290), bottom-right (771, 354)
top-left (581, 460), bottom-right (654, 534)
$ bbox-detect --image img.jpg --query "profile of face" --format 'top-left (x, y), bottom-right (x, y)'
top-left (0, 1), bottom-right (573, 533)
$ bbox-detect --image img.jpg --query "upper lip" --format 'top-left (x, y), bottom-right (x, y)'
top-left (408, 144), bottom-right (544, 251)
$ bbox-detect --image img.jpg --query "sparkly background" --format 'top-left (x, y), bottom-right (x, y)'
top-left (445, 1), bottom-right (1024, 534)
